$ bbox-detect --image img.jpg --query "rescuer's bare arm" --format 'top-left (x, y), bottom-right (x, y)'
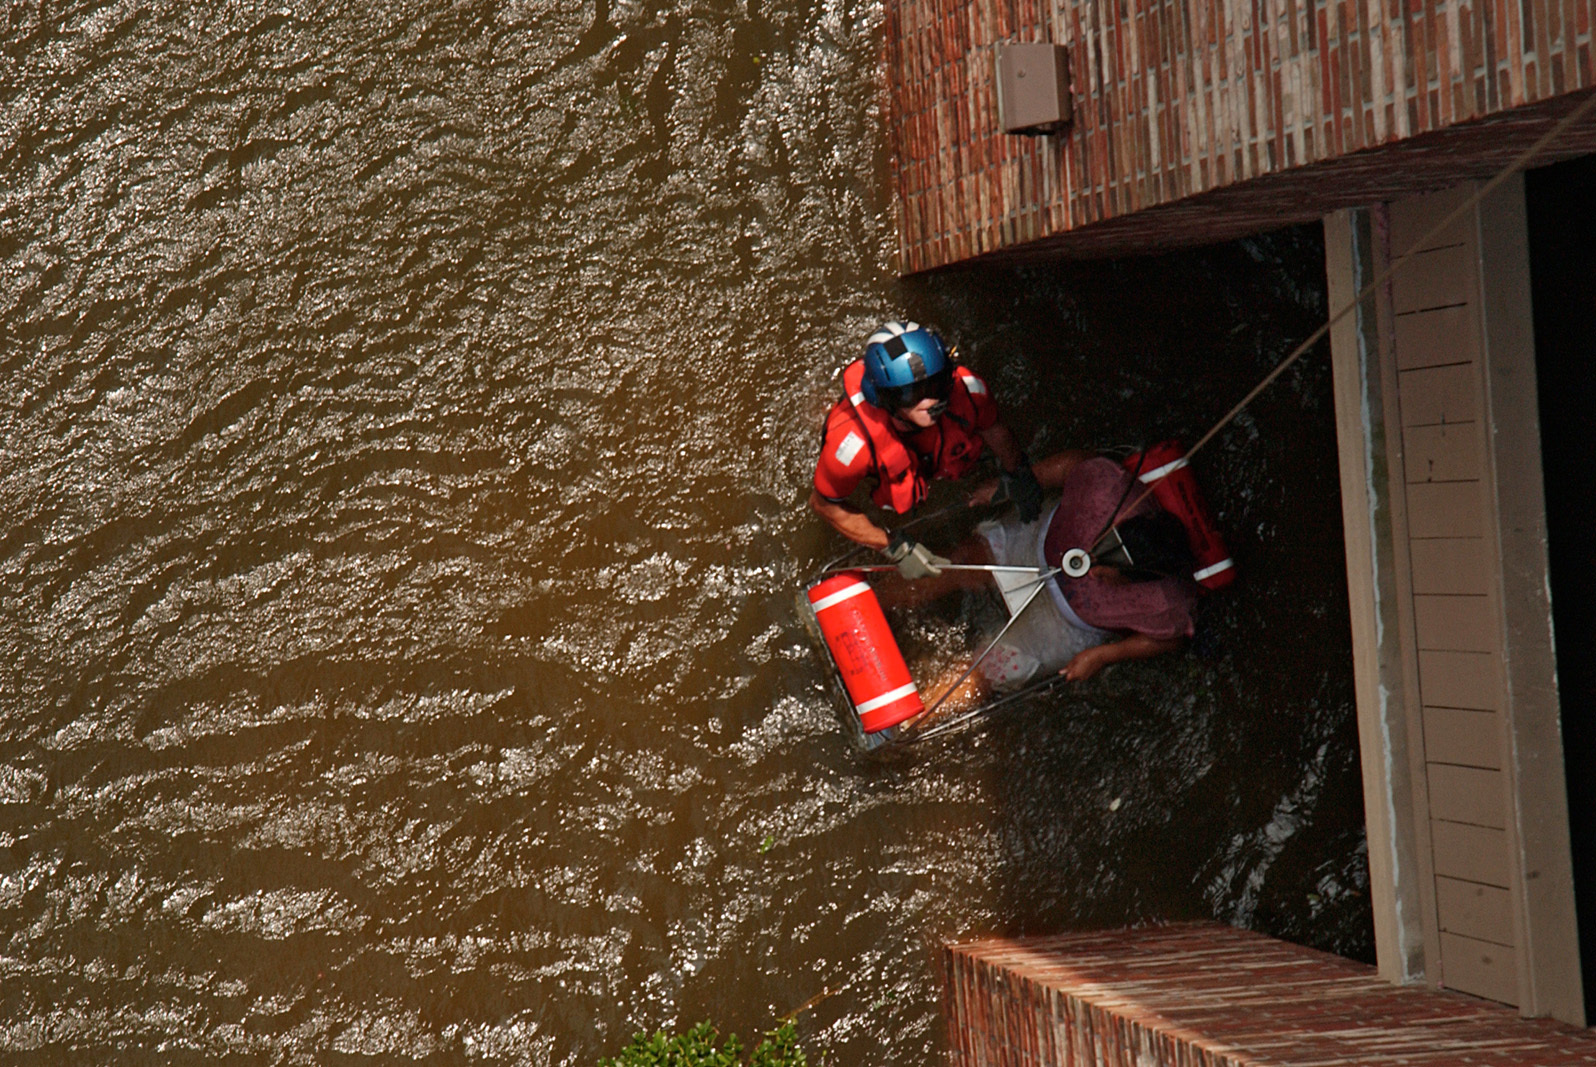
top-left (809, 490), bottom-right (891, 550)
top-left (1061, 632), bottom-right (1184, 681)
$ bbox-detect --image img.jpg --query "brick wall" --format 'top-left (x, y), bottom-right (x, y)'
top-left (945, 924), bottom-right (1596, 1066)
top-left (887, 0), bottom-right (1596, 270)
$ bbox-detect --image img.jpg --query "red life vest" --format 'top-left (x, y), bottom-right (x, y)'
top-left (834, 359), bottom-right (988, 513)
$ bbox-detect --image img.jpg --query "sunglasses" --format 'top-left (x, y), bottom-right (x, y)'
top-left (878, 368), bottom-right (952, 411)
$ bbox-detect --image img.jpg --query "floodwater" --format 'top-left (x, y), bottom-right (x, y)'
top-left (0, 1), bottom-right (1370, 1063)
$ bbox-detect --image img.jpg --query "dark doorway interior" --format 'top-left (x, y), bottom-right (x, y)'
top-left (1526, 151), bottom-right (1596, 1025)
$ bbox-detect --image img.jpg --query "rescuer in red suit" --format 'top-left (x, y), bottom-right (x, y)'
top-left (810, 320), bottom-right (1040, 578)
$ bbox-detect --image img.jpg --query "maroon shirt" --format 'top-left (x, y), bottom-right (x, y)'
top-left (1042, 457), bottom-right (1199, 640)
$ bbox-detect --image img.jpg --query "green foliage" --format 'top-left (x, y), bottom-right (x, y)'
top-left (600, 1021), bottom-right (808, 1067)
top-left (745, 1021), bottom-right (806, 1067)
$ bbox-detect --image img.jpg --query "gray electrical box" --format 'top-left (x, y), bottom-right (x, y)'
top-left (995, 43), bottom-right (1072, 135)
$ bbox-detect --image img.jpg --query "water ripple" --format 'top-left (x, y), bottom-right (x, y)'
top-left (0, 0), bottom-right (1366, 1062)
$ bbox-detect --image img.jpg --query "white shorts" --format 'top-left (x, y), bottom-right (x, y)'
top-left (975, 508), bottom-right (1113, 679)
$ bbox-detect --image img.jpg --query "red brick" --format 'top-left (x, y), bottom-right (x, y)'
top-left (886, 0), bottom-right (1596, 270)
top-left (946, 924), bottom-right (1596, 1067)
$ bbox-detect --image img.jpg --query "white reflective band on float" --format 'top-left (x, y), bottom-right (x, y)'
top-left (856, 683), bottom-right (918, 713)
top-left (1193, 558), bottom-right (1235, 581)
top-left (1139, 455), bottom-right (1189, 483)
top-left (849, 391), bottom-right (867, 407)
top-left (810, 581), bottom-right (871, 612)
top-left (963, 375), bottom-right (987, 395)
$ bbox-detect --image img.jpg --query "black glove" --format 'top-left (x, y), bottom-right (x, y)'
top-left (1000, 460), bottom-right (1043, 523)
top-left (883, 531), bottom-right (949, 579)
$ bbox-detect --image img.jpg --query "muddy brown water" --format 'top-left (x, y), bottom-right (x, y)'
top-left (0, 1), bottom-right (1370, 1063)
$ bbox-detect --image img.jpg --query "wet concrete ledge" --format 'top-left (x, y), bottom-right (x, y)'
top-left (944, 922), bottom-right (1596, 1066)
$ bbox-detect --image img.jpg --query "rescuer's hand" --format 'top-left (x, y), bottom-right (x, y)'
top-left (1000, 461), bottom-right (1043, 523)
top-left (884, 532), bottom-right (949, 580)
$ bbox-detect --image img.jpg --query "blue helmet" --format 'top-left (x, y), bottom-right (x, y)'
top-left (860, 321), bottom-right (953, 410)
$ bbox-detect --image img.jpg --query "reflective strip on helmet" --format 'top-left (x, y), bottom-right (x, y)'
top-left (866, 320), bottom-right (919, 347)
top-left (834, 431), bottom-right (866, 466)
top-left (1138, 455), bottom-right (1189, 483)
top-left (855, 682), bottom-right (918, 714)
